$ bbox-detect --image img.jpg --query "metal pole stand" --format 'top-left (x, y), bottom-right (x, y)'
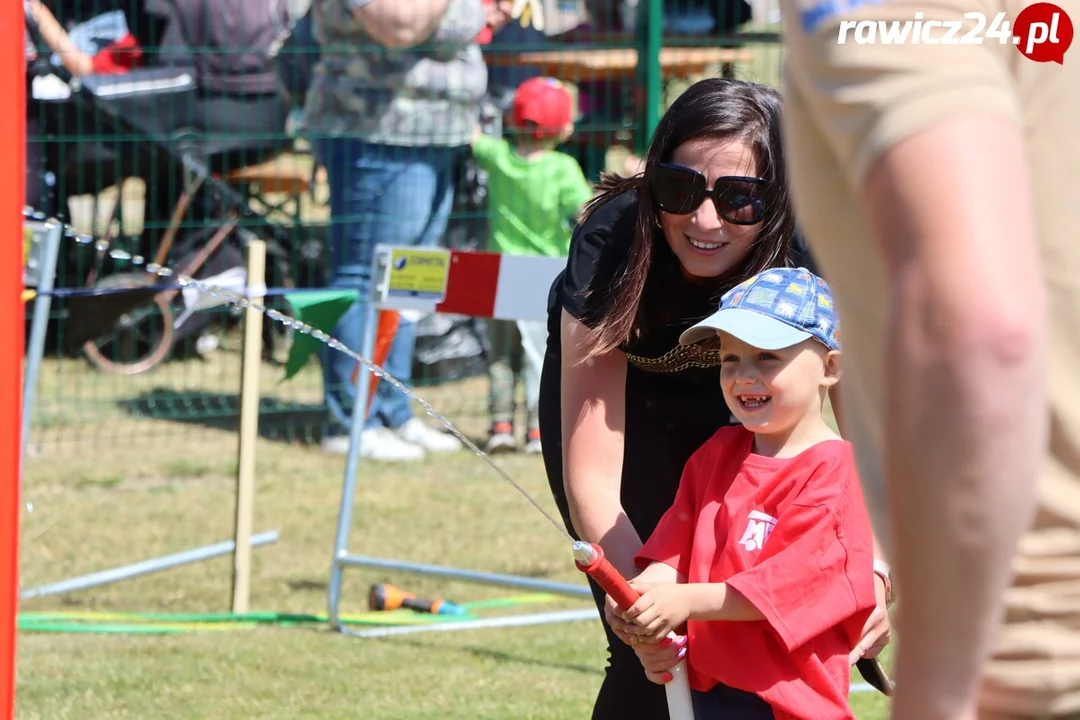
top-left (20, 217), bottom-right (63, 474)
top-left (327, 245), bottom-right (595, 637)
top-left (17, 220), bottom-right (281, 608)
top-left (20, 531), bottom-right (280, 600)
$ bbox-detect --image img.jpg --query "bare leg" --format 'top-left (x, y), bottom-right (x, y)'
top-left (863, 115), bottom-right (1047, 720)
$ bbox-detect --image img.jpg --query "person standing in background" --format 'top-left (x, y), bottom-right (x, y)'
top-left (304, 0), bottom-right (513, 462)
top-left (471, 76), bottom-right (593, 455)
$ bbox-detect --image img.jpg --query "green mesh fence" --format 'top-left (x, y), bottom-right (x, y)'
top-left (23, 0), bottom-right (782, 454)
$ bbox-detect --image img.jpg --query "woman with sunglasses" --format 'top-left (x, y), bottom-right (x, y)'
top-left (538, 78), bottom-right (892, 719)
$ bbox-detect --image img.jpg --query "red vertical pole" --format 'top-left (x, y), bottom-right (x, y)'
top-left (0, 1), bottom-right (26, 716)
top-left (349, 310), bottom-right (402, 417)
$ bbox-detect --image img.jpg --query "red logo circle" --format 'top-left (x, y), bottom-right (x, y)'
top-left (1014, 2), bottom-right (1074, 64)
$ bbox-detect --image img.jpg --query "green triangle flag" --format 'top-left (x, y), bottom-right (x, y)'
top-left (281, 289), bottom-right (359, 381)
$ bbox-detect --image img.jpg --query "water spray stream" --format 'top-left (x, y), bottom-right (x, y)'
top-left (72, 236), bottom-right (574, 543)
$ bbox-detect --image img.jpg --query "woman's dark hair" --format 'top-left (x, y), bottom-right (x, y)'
top-left (580, 78), bottom-right (795, 359)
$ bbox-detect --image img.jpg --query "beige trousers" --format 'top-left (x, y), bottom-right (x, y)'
top-left (778, 0), bottom-right (1080, 715)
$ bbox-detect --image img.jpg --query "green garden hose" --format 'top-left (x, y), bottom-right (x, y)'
top-left (17, 593), bottom-right (568, 635)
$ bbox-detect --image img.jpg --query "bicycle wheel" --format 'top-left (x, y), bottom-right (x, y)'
top-left (81, 272), bottom-right (175, 375)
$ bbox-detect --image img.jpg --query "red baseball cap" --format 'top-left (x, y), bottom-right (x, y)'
top-left (511, 77), bottom-right (573, 139)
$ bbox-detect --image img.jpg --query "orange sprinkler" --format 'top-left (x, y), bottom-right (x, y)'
top-left (368, 583), bottom-right (466, 616)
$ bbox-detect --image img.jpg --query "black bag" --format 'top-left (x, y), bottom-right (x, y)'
top-left (272, 4), bottom-right (319, 110)
top-left (411, 314), bottom-right (489, 387)
top-left (166, 0), bottom-right (290, 95)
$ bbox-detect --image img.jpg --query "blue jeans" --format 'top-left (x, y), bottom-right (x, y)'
top-left (314, 138), bottom-right (464, 434)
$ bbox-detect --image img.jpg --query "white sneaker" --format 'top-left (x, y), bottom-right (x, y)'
top-left (321, 435), bottom-right (352, 455)
top-left (395, 417), bottom-right (462, 454)
top-left (485, 432), bottom-right (517, 454)
top-left (524, 429), bottom-right (542, 456)
top-left (321, 428), bottom-right (426, 462)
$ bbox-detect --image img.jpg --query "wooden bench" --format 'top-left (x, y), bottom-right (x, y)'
top-left (486, 46), bottom-right (754, 81)
top-left (488, 46), bottom-right (754, 163)
top-left (226, 155), bottom-right (320, 225)
top-left (227, 156), bottom-right (313, 197)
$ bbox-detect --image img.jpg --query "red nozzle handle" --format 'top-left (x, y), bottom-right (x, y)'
top-left (575, 543), bottom-right (641, 610)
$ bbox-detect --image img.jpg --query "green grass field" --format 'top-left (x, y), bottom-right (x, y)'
top-left (17, 351), bottom-right (891, 719)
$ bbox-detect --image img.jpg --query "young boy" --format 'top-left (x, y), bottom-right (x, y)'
top-left (471, 76), bottom-right (593, 455)
top-left (610, 267), bottom-right (877, 720)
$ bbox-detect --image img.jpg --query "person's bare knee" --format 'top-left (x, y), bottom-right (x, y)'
top-left (862, 114), bottom-right (1046, 357)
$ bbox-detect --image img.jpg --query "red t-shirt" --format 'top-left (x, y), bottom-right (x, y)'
top-left (636, 426), bottom-right (876, 720)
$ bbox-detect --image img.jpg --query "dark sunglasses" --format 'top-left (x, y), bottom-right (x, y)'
top-left (649, 163), bottom-right (767, 225)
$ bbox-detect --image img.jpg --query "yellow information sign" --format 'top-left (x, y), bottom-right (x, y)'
top-left (24, 226), bottom-right (34, 268)
top-left (386, 248), bottom-right (450, 301)
top-left (23, 223), bottom-right (49, 288)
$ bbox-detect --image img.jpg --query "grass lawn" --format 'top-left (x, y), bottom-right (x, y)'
top-left (17, 351), bottom-right (892, 719)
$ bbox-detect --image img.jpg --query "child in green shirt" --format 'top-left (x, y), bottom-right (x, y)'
top-left (471, 76), bottom-right (594, 454)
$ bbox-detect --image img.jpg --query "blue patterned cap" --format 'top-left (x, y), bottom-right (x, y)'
top-left (679, 267), bottom-right (840, 350)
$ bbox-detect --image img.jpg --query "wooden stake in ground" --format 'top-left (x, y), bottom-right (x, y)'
top-left (232, 239), bottom-right (266, 614)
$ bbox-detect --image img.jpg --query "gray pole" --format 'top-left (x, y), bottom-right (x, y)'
top-left (20, 220), bottom-right (63, 479)
top-left (20, 530), bottom-right (279, 600)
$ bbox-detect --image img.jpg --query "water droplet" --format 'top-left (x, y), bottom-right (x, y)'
top-left (63, 251), bottom-right (501, 490)
top-left (25, 502), bottom-right (33, 513)
top-left (95, 239), bottom-right (109, 253)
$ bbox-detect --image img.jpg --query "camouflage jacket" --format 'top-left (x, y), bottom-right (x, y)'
top-left (304, 0), bottom-right (488, 147)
